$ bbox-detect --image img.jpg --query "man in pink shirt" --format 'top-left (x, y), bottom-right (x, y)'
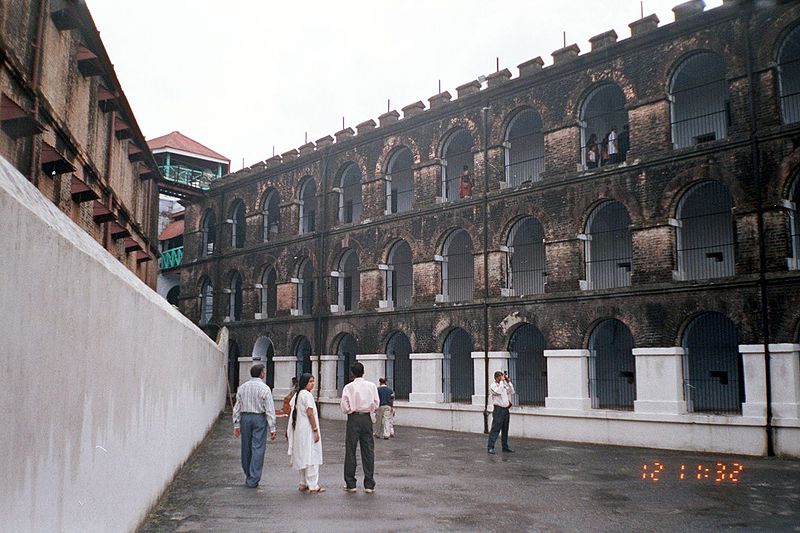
top-left (340, 361), bottom-right (380, 493)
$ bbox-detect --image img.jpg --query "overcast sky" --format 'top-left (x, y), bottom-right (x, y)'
top-left (86, 0), bottom-right (723, 171)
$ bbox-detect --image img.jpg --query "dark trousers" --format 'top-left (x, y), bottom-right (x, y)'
top-left (344, 413), bottom-right (375, 489)
top-left (487, 406), bottom-right (510, 450)
top-left (240, 412), bottom-right (267, 487)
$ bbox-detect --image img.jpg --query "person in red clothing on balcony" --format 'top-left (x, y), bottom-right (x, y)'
top-left (459, 165), bottom-right (473, 198)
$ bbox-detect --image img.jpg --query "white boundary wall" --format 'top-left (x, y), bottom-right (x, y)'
top-left (0, 157), bottom-right (226, 532)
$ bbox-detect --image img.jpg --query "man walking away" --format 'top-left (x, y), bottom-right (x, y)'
top-left (233, 364), bottom-right (277, 488)
top-left (487, 370), bottom-right (514, 454)
top-left (375, 377), bottom-right (394, 440)
top-left (340, 362), bottom-right (379, 493)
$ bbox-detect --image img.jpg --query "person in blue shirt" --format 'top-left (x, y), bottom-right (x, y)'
top-left (375, 378), bottom-right (394, 440)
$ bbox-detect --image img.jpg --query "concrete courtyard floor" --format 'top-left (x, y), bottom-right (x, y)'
top-left (139, 410), bottom-right (800, 532)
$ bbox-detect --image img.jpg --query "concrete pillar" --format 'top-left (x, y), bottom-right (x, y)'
top-left (769, 344), bottom-right (800, 420)
top-left (238, 356), bottom-right (255, 387)
top-left (357, 353), bottom-right (389, 385)
top-left (310, 355), bottom-right (321, 397)
top-left (272, 356), bottom-right (297, 398)
top-left (471, 351), bottom-right (510, 406)
top-left (631, 347), bottom-right (687, 415)
top-left (544, 349), bottom-right (591, 410)
top-left (739, 344), bottom-right (768, 418)
top-left (409, 352), bottom-right (444, 403)
top-left (318, 355), bottom-right (339, 399)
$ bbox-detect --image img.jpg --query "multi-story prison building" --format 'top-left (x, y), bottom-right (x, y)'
top-left (179, 0), bottom-right (800, 456)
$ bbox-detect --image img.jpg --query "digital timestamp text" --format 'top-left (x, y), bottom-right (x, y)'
top-left (641, 462), bottom-right (744, 483)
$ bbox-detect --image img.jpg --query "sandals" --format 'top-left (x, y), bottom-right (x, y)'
top-left (298, 484), bottom-right (309, 492)
top-left (308, 486), bottom-right (326, 494)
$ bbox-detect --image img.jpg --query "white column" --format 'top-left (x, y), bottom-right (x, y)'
top-left (739, 344), bottom-right (768, 418)
top-left (318, 355), bottom-right (340, 399)
top-left (272, 356), bottom-right (297, 398)
top-left (544, 349), bottom-right (591, 410)
top-left (631, 347), bottom-right (687, 415)
top-left (310, 355), bottom-right (321, 396)
top-left (471, 351), bottom-right (510, 406)
top-left (409, 352), bottom-right (444, 403)
top-left (357, 353), bottom-right (389, 385)
top-left (769, 343), bottom-right (800, 420)
top-left (238, 356), bottom-right (255, 387)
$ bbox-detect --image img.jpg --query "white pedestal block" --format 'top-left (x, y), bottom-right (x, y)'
top-left (409, 353), bottom-right (444, 403)
top-left (357, 353), bottom-right (389, 385)
top-left (632, 347), bottom-right (687, 415)
top-left (318, 355), bottom-right (340, 399)
top-left (740, 345), bottom-right (768, 418)
top-left (471, 351), bottom-right (510, 406)
top-left (237, 356), bottom-right (255, 387)
top-left (544, 349), bottom-right (591, 410)
top-left (769, 343), bottom-right (800, 420)
top-left (272, 356), bottom-right (298, 398)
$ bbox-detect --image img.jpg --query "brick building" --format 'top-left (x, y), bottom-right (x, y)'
top-left (0, 0), bottom-right (160, 286)
top-left (178, 1), bottom-right (800, 456)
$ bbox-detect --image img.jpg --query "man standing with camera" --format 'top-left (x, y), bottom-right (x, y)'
top-left (487, 370), bottom-right (515, 454)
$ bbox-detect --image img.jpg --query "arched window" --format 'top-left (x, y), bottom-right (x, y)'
top-left (386, 240), bottom-right (413, 308)
top-left (441, 229), bottom-right (474, 302)
top-left (335, 250), bottom-right (359, 311)
top-left (682, 312), bottom-right (742, 414)
top-left (670, 52), bottom-right (728, 148)
top-left (508, 324), bottom-right (546, 406)
top-left (200, 210), bottom-right (216, 256)
top-left (259, 266), bottom-right (277, 318)
top-left (228, 272), bottom-right (243, 321)
top-left (261, 189), bottom-right (280, 242)
top-left (386, 331), bottom-right (412, 400)
top-left (443, 328), bottom-right (474, 403)
top-left (296, 259), bottom-right (314, 315)
top-left (299, 177), bottom-right (316, 234)
top-left (580, 84), bottom-right (629, 169)
top-left (294, 336), bottom-right (313, 378)
top-left (252, 337), bottom-right (275, 389)
top-left (228, 340), bottom-right (240, 393)
top-left (588, 319), bottom-right (635, 410)
top-left (199, 278), bottom-right (213, 324)
top-left (505, 108), bottom-right (545, 185)
top-left (336, 334), bottom-right (358, 393)
top-left (778, 25), bottom-right (800, 124)
top-left (506, 217), bottom-right (546, 295)
top-left (676, 181), bottom-right (735, 280)
top-left (386, 147), bottom-right (414, 214)
top-left (583, 201), bottom-right (632, 289)
top-left (229, 200), bottom-right (246, 249)
top-left (441, 129), bottom-right (474, 201)
top-left (166, 285), bottom-right (180, 306)
top-left (788, 177), bottom-right (800, 270)
top-left (338, 163), bottom-right (362, 224)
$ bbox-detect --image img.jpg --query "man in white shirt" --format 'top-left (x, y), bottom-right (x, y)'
top-left (340, 361), bottom-right (379, 493)
top-left (487, 370), bottom-right (515, 454)
top-left (232, 364), bottom-right (277, 488)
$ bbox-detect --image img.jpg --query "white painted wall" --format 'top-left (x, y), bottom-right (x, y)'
top-left (0, 158), bottom-right (226, 532)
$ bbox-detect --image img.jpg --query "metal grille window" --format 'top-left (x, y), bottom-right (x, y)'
top-left (676, 181), bottom-right (735, 280)
top-left (588, 319), bottom-right (635, 410)
top-left (508, 324), bottom-right (547, 406)
top-left (337, 250), bottom-right (360, 311)
top-left (338, 164), bottom-right (363, 224)
top-left (779, 25), bottom-right (800, 125)
top-left (260, 266), bottom-right (277, 318)
top-left (261, 189), bottom-right (280, 242)
top-left (387, 332), bottom-right (412, 400)
top-left (505, 109), bottom-right (545, 185)
top-left (682, 312), bottom-right (743, 415)
top-left (441, 129), bottom-right (474, 201)
top-left (299, 178), bottom-right (316, 234)
top-left (297, 259), bottom-right (314, 315)
top-left (442, 230), bottom-right (474, 302)
top-left (294, 337), bottom-right (313, 378)
top-left (443, 328), bottom-right (474, 403)
top-left (789, 179), bottom-right (800, 270)
top-left (584, 201), bottom-right (632, 289)
top-left (228, 341), bottom-right (240, 393)
top-left (336, 334), bottom-right (358, 393)
top-left (387, 147), bottom-right (414, 214)
top-left (670, 52), bottom-right (728, 148)
top-left (201, 211), bottom-right (216, 256)
top-left (252, 337), bottom-right (275, 389)
top-left (580, 84), bottom-right (629, 169)
top-left (200, 279), bottom-right (213, 324)
top-left (229, 273), bottom-right (243, 321)
top-left (387, 240), bottom-right (413, 308)
top-left (507, 217), bottom-right (546, 295)
top-left (230, 201), bottom-right (246, 249)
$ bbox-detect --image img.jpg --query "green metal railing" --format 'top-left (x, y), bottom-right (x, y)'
top-left (160, 246), bottom-right (184, 269)
top-left (159, 165), bottom-right (217, 190)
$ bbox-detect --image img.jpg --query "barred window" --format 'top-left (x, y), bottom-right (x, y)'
top-left (505, 108), bottom-right (545, 185)
top-left (443, 328), bottom-right (474, 404)
top-left (386, 147), bottom-right (414, 214)
top-left (676, 181), bottom-right (735, 280)
top-left (200, 278), bottom-right (213, 324)
top-left (294, 336), bottom-right (313, 378)
top-left (229, 272), bottom-right (243, 321)
top-left (441, 129), bottom-right (474, 201)
top-left (670, 52), bottom-right (728, 149)
top-left (201, 210), bottom-right (216, 256)
top-left (228, 340), bottom-right (240, 392)
top-left (588, 319), bottom-right (635, 410)
top-left (387, 240), bottom-right (413, 308)
top-left (386, 331), bottom-right (412, 400)
top-left (778, 25), bottom-right (800, 125)
top-left (336, 250), bottom-right (360, 311)
top-left (442, 229), bottom-right (474, 302)
top-left (508, 324), bottom-right (546, 406)
top-left (338, 163), bottom-right (362, 224)
top-left (580, 84), bottom-right (629, 170)
top-left (506, 216), bottom-right (546, 295)
top-left (336, 334), bottom-right (358, 393)
top-left (260, 266), bottom-right (277, 318)
top-left (788, 177), bottom-right (800, 270)
top-left (299, 177), bottom-right (316, 234)
top-left (252, 337), bottom-right (275, 389)
top-left (297, 259), bottom-right (314, 315)
top-left (230, 200), bottom-right (246, 249)
top-left (261, 189), bottom-right (280, 242)
top-left (584, 201), bottom-right (632, 289)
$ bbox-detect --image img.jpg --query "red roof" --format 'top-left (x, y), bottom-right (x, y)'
top-left (158, 219), bottom-right (184, 241)
top-left (147, 131), bottom-right (229, 163)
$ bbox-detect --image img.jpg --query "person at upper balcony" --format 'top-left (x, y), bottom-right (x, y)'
top-left (586, 134), bottom-right (599, 169)
top-left (459, 165), bottom-right (473, 199)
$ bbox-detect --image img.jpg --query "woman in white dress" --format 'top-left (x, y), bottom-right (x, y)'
top-left (287, 373), bottom-right (325, 493)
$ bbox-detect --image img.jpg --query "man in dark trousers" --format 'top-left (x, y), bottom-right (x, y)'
top-left (233, 364), bottom-right (277, 487)
top-left (487, 370), bottom-right (515, 454)
top-left (340, 361), bottom-right (379, 493)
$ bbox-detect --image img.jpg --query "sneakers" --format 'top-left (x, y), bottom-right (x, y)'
top-left (365, 488), bottom-right (375, 494)
top-left (487, 448), bottom-right (496, 454)
top-left (502, 448), bottom-right (514, 453)
top-left (343, 486), bottom-right (357, 493)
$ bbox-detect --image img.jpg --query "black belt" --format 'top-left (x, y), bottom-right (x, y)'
top-left (350, 411), bottom-right (372, 415)
top-left (242, 411), bottom-right (266, 415)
